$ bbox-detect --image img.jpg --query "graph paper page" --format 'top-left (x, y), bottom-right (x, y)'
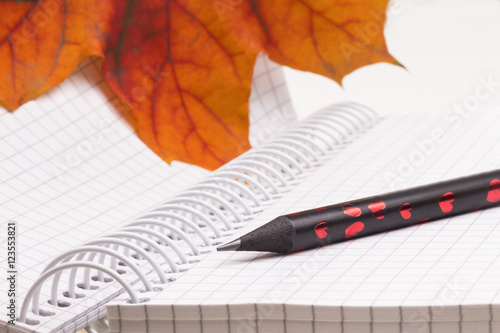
top-left (0, 53), bottom-right (295, 329)
top-left (144, 109), bottom-right (500, 321)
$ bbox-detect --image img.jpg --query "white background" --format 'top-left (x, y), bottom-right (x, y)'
top-left (284, 0), bottom-right (500, 118)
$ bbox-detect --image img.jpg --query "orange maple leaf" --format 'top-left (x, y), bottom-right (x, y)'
top-left (0, 0), bottom-right (395, 170)
top-left (0, 0), bottom-right (113, 107)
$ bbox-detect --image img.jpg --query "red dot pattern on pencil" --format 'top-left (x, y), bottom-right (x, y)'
top-left (314, 222), bottom-right (328, 239)
top-left (438, 192), bottom-right (455, 213)
top-left (487, 179), bottom-right (500, 202)
top-left (345, 222), bottom-right (364, 239)
top-left (307, 178), bottom-right (500, 242)
top-left (343, 203), bottom-right (361, 217)
top-left (368, 201), bottom-right (386, 219)
top-left (400, 203), bottom-right (412, 219)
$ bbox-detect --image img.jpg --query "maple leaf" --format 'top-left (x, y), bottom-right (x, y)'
top-left (0, 0), bottom-right (395, 170)
top-left (219, 0), bottom-right (395, 81)
top-left (0, 0), bottom-right (113, 107)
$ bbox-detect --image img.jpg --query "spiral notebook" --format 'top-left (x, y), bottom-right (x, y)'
top-left (5, 56), bottom-right (500, 333)
top-left (102, 108), bottom-right (500, 333)
top-left (0, 53), bottom-right (382, 333)
top-left (0, 53), bottom-right (295, 333)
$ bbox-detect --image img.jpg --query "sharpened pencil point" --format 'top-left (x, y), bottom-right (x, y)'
top-left (217, 239), bottom-right (241, 251)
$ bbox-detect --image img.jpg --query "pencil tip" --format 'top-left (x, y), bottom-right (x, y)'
top-left (217, 239), bottom-right (241, 251)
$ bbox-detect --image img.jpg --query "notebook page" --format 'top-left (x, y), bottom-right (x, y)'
top-left (133, 109), bottom-right (500, 332)
top-left (0, 53), bottom-right (295, 331)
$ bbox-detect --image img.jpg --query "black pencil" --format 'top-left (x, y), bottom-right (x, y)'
top-left (217, 169), bottom-right (500, 253)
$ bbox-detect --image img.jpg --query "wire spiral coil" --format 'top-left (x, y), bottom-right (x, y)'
top-left (18, 102), bottom-right (377, 330)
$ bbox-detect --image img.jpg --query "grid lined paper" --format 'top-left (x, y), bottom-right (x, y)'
top-left (111, 110), bottom-right (500, 333)
top-left (0, 53), bottom-right (295, 333)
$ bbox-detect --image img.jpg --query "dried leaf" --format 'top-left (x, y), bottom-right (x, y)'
top-left (102, 1), bottom-right (256, 169)
top-left (218, 0), bottom-right (395, 81)
top-left (0, 0), bottom-right (114, 109)
top-left (0, 0), bottom-right (395, 169)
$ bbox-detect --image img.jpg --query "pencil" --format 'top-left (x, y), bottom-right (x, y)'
top-left (218, 170), bottom-right (500, 253)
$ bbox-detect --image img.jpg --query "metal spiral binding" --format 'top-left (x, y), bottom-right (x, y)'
top-left (18, 102), bottom-right (378, 331)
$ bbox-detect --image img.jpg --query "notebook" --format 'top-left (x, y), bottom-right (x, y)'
top-left (3, 55), bottom-right (499, 333)
top-left (104, 109), bottom-right (500, 333)
top-left (1, 52), bottom-right (382, 332)
top-left (0, 53), bottom-right (298, 333)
